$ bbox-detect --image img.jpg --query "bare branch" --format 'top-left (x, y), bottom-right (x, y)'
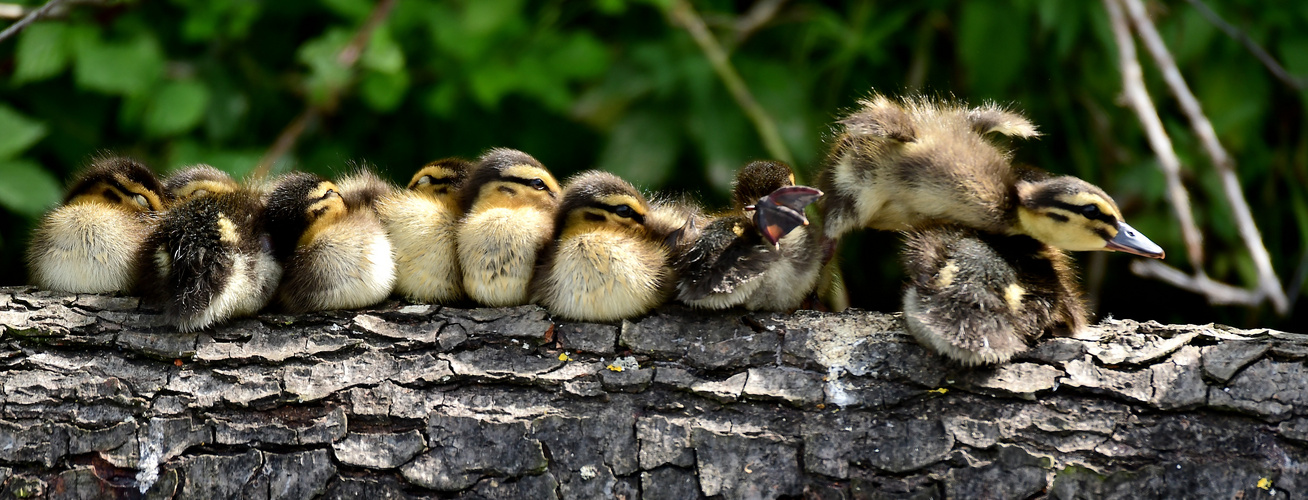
top-left (1130, 260), bottom-right (1264, 307)
top-left (1122, 0), bottom-right (1289, 314)
top-left (1102, 0), bottom-right (1205, 268)
top-left (1184, 0), bottom-right (1305, 91)
top-left (667, 0), bottom-right (794, 166)
top-left (732, 0), bottom-right (787, 47)
top-left (250, 0), bottom-right (397, 180)
top-left (0, 0), bottom-right (64, 44)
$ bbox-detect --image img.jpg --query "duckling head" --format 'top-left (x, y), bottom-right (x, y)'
top-left (264, 172), bottom-right (347, 260)
top-left (1014, 176), bottom-right (1165, 258)
top-left (459, 148), bottom-right (561, 214)
top-left (556, 171), bottom-right (652, 241)
top-left (164, 164), bottom-right (239, 202)
top-left (409, 158), bottom-right (472, 199)
top-left (732, 160), bottom-right (796, 210)
top-left (64, 156), bottom-right (168, 213)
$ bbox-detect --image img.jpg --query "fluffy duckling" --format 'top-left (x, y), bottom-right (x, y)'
top-left (265, 172), bottom-right (396, 313)
top-left (456, 148), bottom-right (561, 306)
top-left (163, 164), bottom-right (240, 202)
top-left (533, 171), bottom-right (685, 322)
top-left (901, 225), bottom-right (1087, 366)
top-left (676, 161), bottom-right (825, 311)
top-left (335, 167), bottom-right (395, 210)
top-left (139, 167), bottom-right (280, 331)
top-left (377, 158), bottom-right (472, 303)
top-left (27, 156), bottom-right (167, 293)
top-left (818, 93), bottom-right (1164, 259)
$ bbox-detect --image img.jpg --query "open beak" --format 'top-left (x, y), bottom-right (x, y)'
top-left (1105, 221), bottom-right (1165, 259)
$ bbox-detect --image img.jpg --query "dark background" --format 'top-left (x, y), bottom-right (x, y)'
top-left (0, 0), bottom-right (1303, 329)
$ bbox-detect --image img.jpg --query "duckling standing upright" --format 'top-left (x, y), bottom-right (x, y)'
top-left (676, 161), bottom-right (824, 311)
top-left (27, 156), bottom-right (168, 293)
top-left (456, 149), bottom-right (561, 306)
top-left (377, 158), bottom-right (471, 303)
top-left (900, 226), bottom-right (1087, 366)
top-left (533, 171), bottom-right (686, 322)
top-left (817, 93), bottom-right (1164, 258)
top-left (139, 166), bottom-right (280, 331)
top-left (265, 172), bottom-right (395, 313)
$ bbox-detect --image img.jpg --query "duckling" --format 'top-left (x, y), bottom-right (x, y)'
top-left (533, 171), bottom-right (685, 322)
top-left (265, 172), bottom-right (396, 313)
top-left (335, 167), bottom-right (395, 211)
top-left (138, 173), bottom-right (280, 331)
top-left (817, 93), bottom-right (1164, 259)
top-left (376, 158), bottom-right (472, 303)
top-left (676, 161), bottom-right (825, 311)
top-left (27, 156), bottom-right (168, 293)
top-left (163, 164), bottom-right (240, 202)
top-left (456, 148), bottom-right (562, 306)
top-left (900, 225), bottom-right (1088, 366)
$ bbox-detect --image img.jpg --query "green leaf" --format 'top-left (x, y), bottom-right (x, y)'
top-left (0, 159), bottom-right (63, 218)
top-left (143, 80), bottom-right (212, 137)
top-left (72, 31), bottom-right (165, 96)
top-left (467, 60), bottom-right (518, 109)
top-left (0, 105), bottom-right (48, 159)
top-left (297, 28), bottom-right (354, 105)
top-left (362, 26), bottom-right (405, 74)
top-left (360, 69), bottom-right (410, 112)
top-left (423, 82), bottom-right (460, 118)
top-left (12, 22), bottom-right (70, 85)
top-left (547, 32), bottom-right (610, 79)
top-left (957, 2), bottom-right (1029, 95)
top-left (596, 108), bottom-right (680, 188)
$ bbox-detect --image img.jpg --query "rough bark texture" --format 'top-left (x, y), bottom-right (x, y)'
top-left (0, 285), bottom-right (1305, 499)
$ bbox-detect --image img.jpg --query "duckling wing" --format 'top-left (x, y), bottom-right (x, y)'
top-left (676, 217), bottom-right (778, 300)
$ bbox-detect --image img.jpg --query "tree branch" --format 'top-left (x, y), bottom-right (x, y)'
top-left (1102, 0), bottom-right (1205, 268)
top-left (667, 0), bottom-right (794, 166)
top-left (0, 0), bottom-right (64, 44)
top-left (250, 0), bottom-right (397, 180)
top-left (1121, 0), bottom-right (1289, 315)
top-left (1184, 0), bottom-right (1305, 91)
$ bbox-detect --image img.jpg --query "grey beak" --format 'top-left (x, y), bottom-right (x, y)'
top-left (1105, 221), bottom-right (1165, 259)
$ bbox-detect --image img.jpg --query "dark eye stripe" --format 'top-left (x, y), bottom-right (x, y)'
top-left (1047, 213), bottom-right (1069, 222)
top-left (504, 177), bottom-right (552, 191)
top-left (1050, 201), bottom-right (1116, 224)
top-left (593, 203), bottom-right (645, 224)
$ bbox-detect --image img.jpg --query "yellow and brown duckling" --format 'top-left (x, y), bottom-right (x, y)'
top-left (139, 166), bottom-right (280, 331)
top-left (162, 164), bottom-right (240, 202)
top-left (265, 172), bottom-right (395, 313)
top-left (27, 156), bottom-right (168, 293)
top-left (533, 171), bottom-right (686, 322)
top-left (376, 158), bottom-right (472, 303)
top-left (900, 225), bottom-right (1088, 366)
top-left (456, 148), bottom-right (561, 307)
top-left (818, 93), bottom-right (1164, 259)
top-left (676, 161), bottom-right (825, 311)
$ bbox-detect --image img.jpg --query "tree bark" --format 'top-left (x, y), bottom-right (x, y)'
top-left (0, 286), bottom-right (1305, 499)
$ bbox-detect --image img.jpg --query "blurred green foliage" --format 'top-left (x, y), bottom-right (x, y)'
top-left (0, 0), bottom-right (1304, 327)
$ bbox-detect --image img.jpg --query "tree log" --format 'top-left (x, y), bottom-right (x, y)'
top-left (0, 286), bottom-right (1305, 499)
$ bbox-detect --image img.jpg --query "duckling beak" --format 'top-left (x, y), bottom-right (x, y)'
top-left (1105, 221), bottom-right (1165, 259)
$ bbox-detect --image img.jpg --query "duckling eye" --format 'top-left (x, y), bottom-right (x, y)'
top-left (530, 178), bottom-right (548, 191)
top-left (133, 194), bottom-right (150, 208)
top-left (323, 189), bottom-right (338, 198)
top-left (1080, 204), bottom-right (1103, 219)
top-left (416, 176), bottom-right (433, 186)
top-left (614, 205), bottom-right (635, 218)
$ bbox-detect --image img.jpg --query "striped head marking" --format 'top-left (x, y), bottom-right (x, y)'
top-left (1015, 177), bottom-right (1163, 258)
